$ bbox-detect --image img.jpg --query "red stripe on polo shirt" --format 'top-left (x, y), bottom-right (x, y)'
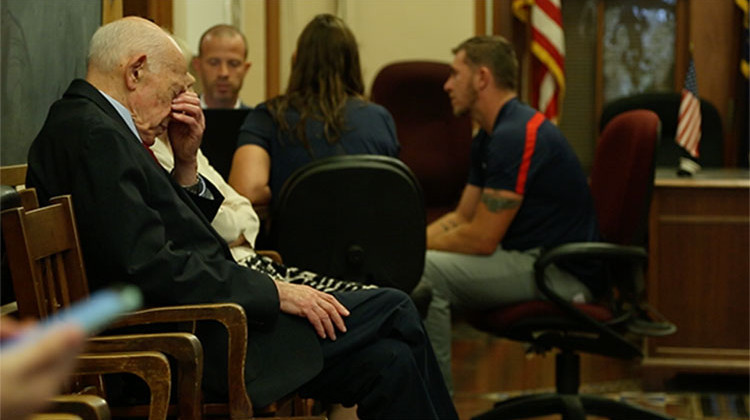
top-left (515, 112), bottom-right (545, 195)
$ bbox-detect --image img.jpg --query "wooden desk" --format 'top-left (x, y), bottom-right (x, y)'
top-left (643, 168), bottom-right (750, 386)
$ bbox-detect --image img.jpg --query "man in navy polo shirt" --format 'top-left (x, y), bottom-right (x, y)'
top-left (416, 35), bottom-right (601, 392)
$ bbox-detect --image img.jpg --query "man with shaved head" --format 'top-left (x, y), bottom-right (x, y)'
top-left (26, 17), bottom-right (457, 419)
top-left (193, 24), bottom-right (251, 109)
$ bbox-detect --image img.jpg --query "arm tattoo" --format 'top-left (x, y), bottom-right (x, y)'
top-left (481, 193), bottom-right (521, 213)
top-left (441, 219), bottom-right (458, 232)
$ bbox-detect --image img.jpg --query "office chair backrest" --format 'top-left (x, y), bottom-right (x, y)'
top-left (371, 61), bottom-right (473, 222)
top-left (592, 109), bottom-right (660, 246)
top-left (1, 185), bottom-right (21, 210)
top-left (599, 92), bottom-right (722, 167)
top-left (272, 155), bottom-right (425, 293)
top-left (1, 194), bottom-right (90, 319)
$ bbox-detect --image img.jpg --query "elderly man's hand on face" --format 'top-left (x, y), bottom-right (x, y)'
top-left (169, 91), bottom-right (205, 186)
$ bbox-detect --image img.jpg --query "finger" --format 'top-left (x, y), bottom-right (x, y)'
top-left (173, 98), bottom-right (200, 111)
top-left (322, 293), bottom-right (350, 317)
top-left (169, 111), bottom-right (204, 133)
top-left (171, 104), bottom-right (205, 129)
top-left (169, 111), bottom-right (197, 125)
top-left (313, 304), bottom-right (336, 340)
top-left (315, 293), bottom-right (347, 334)
top-left (307, 310), bottom-right (327, 339)
top-left (171, 102), bottom-right (202, 118)
top-left (322, 301), bottom-right (347, 334)
top-left (173, 91), bottom-right (200, 104)
top-left (11, 324), bottom-right (84, 374)
top-left (331, 308), bottom-right (347, 334)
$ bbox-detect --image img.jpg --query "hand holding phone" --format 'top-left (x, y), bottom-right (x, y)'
top-left (1, 286), bottom-right (143, 350)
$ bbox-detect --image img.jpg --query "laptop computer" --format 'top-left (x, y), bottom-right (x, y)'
top-left (200, 108), bottom-right (251, 180)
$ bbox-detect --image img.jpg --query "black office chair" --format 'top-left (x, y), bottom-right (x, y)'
top-left (599, 92), bottom-right (724, 168)
top-left (271, 155), bottom-right (425, 294)
top-left (468, 110), bottom-right (676, 420)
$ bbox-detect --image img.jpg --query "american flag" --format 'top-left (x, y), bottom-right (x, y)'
top-left (676, 57), bottom-right (701, 158)
top-left (513, 0), bottom-right (565, 124)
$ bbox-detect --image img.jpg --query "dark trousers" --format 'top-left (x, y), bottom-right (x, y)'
top-left (298, 288), bottom-right (458, 420)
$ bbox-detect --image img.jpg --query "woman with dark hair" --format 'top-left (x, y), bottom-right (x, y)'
top-left (228, 14), bottom-right (399, 206)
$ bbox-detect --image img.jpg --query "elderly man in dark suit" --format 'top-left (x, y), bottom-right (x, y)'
top-left (26, 16), bottom-right (456, 419)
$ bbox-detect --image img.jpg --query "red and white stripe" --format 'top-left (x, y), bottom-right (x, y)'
top-left (676, 89), bottom-right (701, 158)
top-left (530, 0), bottom-right (565, 121)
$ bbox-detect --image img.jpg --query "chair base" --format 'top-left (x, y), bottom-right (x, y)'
top-left (471, 392), bottom-right (674, 420)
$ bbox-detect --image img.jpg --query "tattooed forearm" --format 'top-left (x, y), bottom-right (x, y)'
top-left (481, 193), bottom-right (521, 213)
top-left (441, 219), bottom-right (459, 232)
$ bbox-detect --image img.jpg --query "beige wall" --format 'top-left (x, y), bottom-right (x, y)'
top-left (278, 0), bottom-right (338, 95)
top-left (341, 0), bottom-right (474, 96)
top-left (240, 1), bottom-right (265, 107)
top-left (174, 0), bottom-right (475, 106)
top-left (277, 0), bottom-right (474, 96)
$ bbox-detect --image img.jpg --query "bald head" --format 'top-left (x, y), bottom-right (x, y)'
top-left (85, 17), bottom-right (195, 145)
top-left (88, 17), bottom-right (182, 76)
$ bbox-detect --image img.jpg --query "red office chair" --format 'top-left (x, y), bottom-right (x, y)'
top-left (467, 110), bottom-right (676, 420)
top-left (371, 61), bottom-right (473, 224)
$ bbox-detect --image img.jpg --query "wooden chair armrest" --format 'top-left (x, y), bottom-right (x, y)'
top-left (74, 352), bottom-right (170, 420)
top-left (29, 414), bottom-right (82, 420)
top-left (107, 303), bottom-right (252, 418)
top-left (85, 334), bottom-right (202, 420)
top-left (1, 301), bottom-right (18, 316)
top-left (257, 249), bottom-right (283, 264)
top-left (45, 395), bottom-right (111, 420)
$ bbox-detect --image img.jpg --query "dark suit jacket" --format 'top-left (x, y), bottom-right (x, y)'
top-left (26, 79), bottom-right (322, 407)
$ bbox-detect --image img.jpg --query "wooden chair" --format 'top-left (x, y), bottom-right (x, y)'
top-left (0, 163), bottom-right (28, 187)
top-left (0, 193), bottom-right (183, 419)
top-left (1, 192), bottom-right (321, 420)
top-left (0, 164), bottom-right (37, 210)
top-left (35, 394), bottom-right (111, 420)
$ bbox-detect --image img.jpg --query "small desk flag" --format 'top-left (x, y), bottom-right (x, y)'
top-left (676, 56), bottom-right (701, 158)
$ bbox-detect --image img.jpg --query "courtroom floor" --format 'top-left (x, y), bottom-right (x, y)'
top-left (449, 322), bottom-right (750, 420)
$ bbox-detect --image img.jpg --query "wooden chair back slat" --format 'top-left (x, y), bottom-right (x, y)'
top-left (0, 164), bottom-right (28, 187)
top-left (1, 195), bottom-right (90, 319)
top-left (50, 196), bottom-right (90, 301)
top-left (41, 257), bottom-right (59, 317)
top-left (55, 254), bottom-right (72, 307)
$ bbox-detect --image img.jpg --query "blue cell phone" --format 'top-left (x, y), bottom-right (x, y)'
top-left (1, 286), bottom-right (143, 350)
